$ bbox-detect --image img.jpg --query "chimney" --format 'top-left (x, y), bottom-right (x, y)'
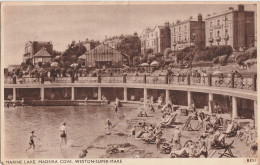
top-left (238, 4), bottom-right (244, 12)
top-left (165, 21), bottom-right (169, 27)
top-left (198, 14), bottom-right (202, 22)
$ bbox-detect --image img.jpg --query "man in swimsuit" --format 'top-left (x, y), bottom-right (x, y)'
top-left (26, 131), bottom-right (40, 151)
top-left (59, 122), bottom-right (67, 148)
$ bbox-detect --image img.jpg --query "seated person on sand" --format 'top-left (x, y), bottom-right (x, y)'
top-left (138, 108), bottom-right (148, 117)
top-left (188, 102), bottom-right (196, 113)
top-left (157, 96), bottom-right (163, 107)
top-left (142, 129), bottom-right (155, 141)
top-left (79, 149), bottom-right (88, 158)
top-left (169, 140), bottom-right (182, 157)
top-left (161, 101), bottom-right (173, 112)
top-left (170, 140), bottom-right (195, 158)
top-left (208, 129), bottom-right (221, 149)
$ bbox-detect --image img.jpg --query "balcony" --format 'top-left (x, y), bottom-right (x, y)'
top-left (224, 35), bottom-right (229, 41)
top-left (216, 37), bottom-right (221, 42)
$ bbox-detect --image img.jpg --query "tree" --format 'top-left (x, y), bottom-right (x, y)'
top-left (62, 40), bottom-right (87, 66)
top-left (133, 56), bottom-right (141, 66)
top-left (117, 34), bottom-right (141, 66)
top-left (38, 62), bottom-right (42, 67)
top-left (164, 48), bottom-right (172, 59)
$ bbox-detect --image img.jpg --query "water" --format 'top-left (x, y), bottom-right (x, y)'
top-left (4, 105), bottom-right (132, 159)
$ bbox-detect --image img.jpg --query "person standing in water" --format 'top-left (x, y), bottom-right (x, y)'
top-left (59, 122), bottom-right (67, 148)
top-left (21, 98), bottom-right (25, 107)
top-left (115, 97), bottom-right (120, 113)
top-left (26, 131), bottom-right (40, 151)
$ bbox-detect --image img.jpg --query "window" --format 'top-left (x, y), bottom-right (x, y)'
top-left (148, 34), bottom-right (149, 38)
top-left (225, 29), bottom-right (228, 35)
top-left (184, 25), bottom-right (187, 30)
top-left (174, 28), bottom-right (175, 33)
top-left (174, 37), bottom-right (176, 42)
top-left (210, 32), bottom-right (213, 38)
top-left (179, 27), bottom-right (181, 31)
top-left (151, 33), bottom-right (153, 37)
top-left (179, 36), bottom-right (181, 41)
top-left (217, 31), bottom-right (220, 37)
top-left (185, 35), bottom-right (187, 40)
top-left (217, 20), bottom-right (220, 26)
top-left (210, 22), bottom-right (212, 27)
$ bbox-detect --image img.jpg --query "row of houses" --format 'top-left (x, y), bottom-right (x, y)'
top-left (22, 4), bottom-right (255, 69)
top-left (141, 4), bottom-right (255, 54)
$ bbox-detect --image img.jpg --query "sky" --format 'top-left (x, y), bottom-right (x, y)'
top-left (2, 3), bottom-right (256, 67)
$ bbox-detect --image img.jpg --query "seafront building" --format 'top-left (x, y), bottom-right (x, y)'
top-left (79, 43), bottom-right (129, 68)
top-left (23, 41), bottom-right (53, 65)
top-left (141, 22), bottom-right (171, 54)
top-left (170, 14), bottom-right (205, 50)
top-left (205, 4), bottom-right (255, 50)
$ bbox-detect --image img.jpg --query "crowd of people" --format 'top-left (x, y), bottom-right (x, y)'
top-left (130, 96), bottom-right (258, 158)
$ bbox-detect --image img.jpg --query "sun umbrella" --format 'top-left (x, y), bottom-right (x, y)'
top-left (212, 71), bottom-right (222, 76)
top-left (51, 62), bottom-right (59, 67)
top-left (70, 63), bottom-right (79, 68)
top-left (150, 60), bottom-right (159, 66)
top-left (140, 63), bottom-right (149, 66)
top-left (55, 55), bottom-right (61, 59)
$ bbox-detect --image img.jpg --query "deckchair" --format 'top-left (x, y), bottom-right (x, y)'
top-left (182, 116), bottom-right (193, 131)
top-left (211, 133), bottom-right (226, 149)
top-left (161, 113), bottom-right (178, 127)
top-left (218, 140), bottom-right (235, 158)
top-left (224, 121), bottom-right (238, 137)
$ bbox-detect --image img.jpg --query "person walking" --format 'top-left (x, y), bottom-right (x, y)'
top-left (26, 131), bottom-right (40, 151)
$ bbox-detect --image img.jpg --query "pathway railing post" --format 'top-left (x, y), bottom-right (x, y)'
top-left (208, 74), bottom-right (212, 86)
top-left (41, 75), bottom-right (44, 84)
top-left (231, 73), bottom-right (235, 88)
top-left (253, 74), bottom-right (257, 91)
top-left (13, 76), bottom-right (16, 84)
top-left (98, 74), bottom-right (101, 83)
top-left (187, 74), bottom-right (190, 85)
top-left (165, 73), bottom-right (169, 84)
top-left (123, 74), bottom-right (127, 83)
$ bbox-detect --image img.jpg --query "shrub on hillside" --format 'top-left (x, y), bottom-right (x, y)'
top-left (245, 47), bottom-right (257, 59)
top-left (219, 55), bottom-right (228, 66)
top-left (213, 56), bottom-right (219, 64)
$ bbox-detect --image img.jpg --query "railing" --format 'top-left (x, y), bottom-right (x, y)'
top-left (55, 77), bottom-right (71, 83)
top-left (190, 76), bottom-right (208, 86)
top-left (234, 77), bottom-right (254, 90)
top-left (168, 75), bottom-right (187, 85)
top-left (102, 76), bottom-right (124, 83)
top-left (211, 76), bottom-right (232, 88)
top-left (146, 76), bottom-right (165, 84)
top-left (4, 73), bottom-right (257, 91)
top-left (126, 76), bottom-right (144, 83)
top-left (77, 77), bottom-right (98, 83)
